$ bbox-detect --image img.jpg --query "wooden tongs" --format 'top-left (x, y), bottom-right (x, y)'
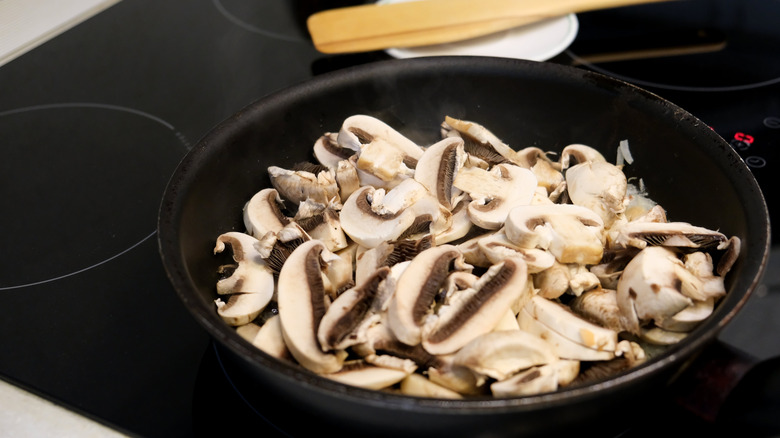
top-left (307, 0), bottom-right (678, 54)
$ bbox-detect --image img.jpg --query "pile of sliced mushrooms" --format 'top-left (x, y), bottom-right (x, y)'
top-left (213, 115), bottom-right (740, 399)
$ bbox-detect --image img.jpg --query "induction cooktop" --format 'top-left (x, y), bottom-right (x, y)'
top-left (0, 1), bottom-right (778, 437)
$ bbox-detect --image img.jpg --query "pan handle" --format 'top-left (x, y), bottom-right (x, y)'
top-left (671, 340), bottom-right (780, 435)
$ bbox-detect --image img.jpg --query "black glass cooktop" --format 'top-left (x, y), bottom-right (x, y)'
top-left (1, 1), bottom-right (778, 437)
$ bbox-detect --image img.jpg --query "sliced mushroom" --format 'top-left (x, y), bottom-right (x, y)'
top-left (413, 136), bottom-right (466, 210)
top-left (565, 160), bottom-right (627, 228)
top-left (516, 307), bottom-right (615, 361)
top-left (334, 158), bottom-right (361, 201)
top-left (267, 165), bottom-right (340, 206)
top-left (339, 179), bottom-right (442, 248)
top-left (559, 144), bottom-right (606, 170)
top-left (611, 221), bottom-right (728, 251)
top-left (452, 163), bottom-right (537, 230)
top-left (615, 246), bottom-right (695, 335)
top-left (433, 198), bottom-right (474, 244)
top-left (400, 373), bottom-right (464, 399)
top-left (324, 360), bottom-right (411, 390)
top-left (640, 326), bottom-right (689, 345)
top-left (277, 240), bottom-right (348, 374)
top-left (504, 204), bottom-right (605, 265)
top-left (317, 266), bottom-right (391, 351)
top-left (294, 199), bottom-right (348, 252)
top-left (243, 188), bottom-right (291, 239)
top-left (523, 295), bottom-right (618, 352)
top-left (569, 288), bottom-right (626, 333)
top-left (490, 362), bottom-right (574, 398)
top-left (655, 297), bottom-right (715, 332)
top-left (422, 256), bottom-right (531, 355)
top-left (476, 230), bottom-right (556, 274)
top-left (338, 114), bottom-right (424, 163)
top-left (313, 132), bottom-right (354, 168)
top-left (238, 315), bottom-right (292, 360)
top-left (387, 245), bottom-right (472, 346)
top-left (452, 330), bottom-right (558, 381)
top-left (683, 251), bottom-right (727, 301)
top-left (213, 232), bottom-right (275, 326)
top-left (515, 147), bottom-right (564, 195)
top-left (441, 116), bottom-right (522, 166)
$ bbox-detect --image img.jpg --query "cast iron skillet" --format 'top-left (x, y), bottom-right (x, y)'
top-left (158, 57), bottom-right (770, 437)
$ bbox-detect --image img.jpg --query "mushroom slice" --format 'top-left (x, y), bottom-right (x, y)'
top-left (277, 240), bottom-right (348, 374)
top-left (452, 163), bottom-right (537, 230)
top-left (243, 188), bottom-right (291, 239)
top-left (387, 245), bottom-right (472, 346)
top-left (656, 297), bottom-right (715, 333)
top-left (523, 295), bottom-right (618, 352)
top-left (213, 232), bottom-right (275, 326)
top-left (683, 251), bottom-right (726, 301)
top-left (294, 199), bottom-right (348, 252)
top-left (422, 256), bottom-right (531, 355)
top-left (611, 221), bottom-right (728, 251)
top-left (559, 144), bottom-right (606, 170)
top-left (238, 315), bottom-right (292, 361)
top-left (441, 116), bottom-right (520, 166)
top-left (433, 198), bottom-right (474, 245)
top-left (317, 266), bottom-right (391, 351)
top-left (615, 246), bottom-right (695, 335)
top-left (334, 159), bottom-right (361, 201)
top-left (516, 307), bottom-right (615, 361)
top-left (400, 373), bottom-right (464, 399)
top-left (339, 179), bottom-right (441, 248)
top-left (640, 326), bottom-right (689, 345)
top-left (325, 360), bottom-right (411, 390)
top-left (413, 136), bottom-right (466, 210)
top-left (569, 288), bottom-right (626, 333)
top-left (267, 165), bottom-right (340, 206)
top-left (338, 114), bottom-right (424, 163)
top-left (504, 204), bottom-right (605, 265)
top-left (516, 147), bottom-right (564, 195)
top-left (490, 362), bottom-right (572, 398)
top-left (313, 132), bottom-right (354, 168)
top-left (565, 160), bottom-right (627, 228)
top-left (477, 230), bottom-right (556, 274)
top-left (452, 330), bottom-right (558, 381)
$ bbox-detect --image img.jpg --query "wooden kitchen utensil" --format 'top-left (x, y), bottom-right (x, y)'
top-left (308, 0), bottom-right (678, 54)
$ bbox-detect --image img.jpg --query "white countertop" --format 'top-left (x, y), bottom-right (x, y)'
top-left (0, 379), bottom-right (129, 438)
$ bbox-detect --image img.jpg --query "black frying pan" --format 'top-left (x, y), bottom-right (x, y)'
top-left (157, 57), bottom-right (770, 437)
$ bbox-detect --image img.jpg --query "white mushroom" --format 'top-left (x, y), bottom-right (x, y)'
top-left (504, 204), bottom-right (605, 265)
top-left (386, 245), bottom-right (472, 346)
top-left (422, 256), bottom-right (531, 355)
top-left (413, 136), bottom-right (467, 210)
top-left (611, 221), bottom-right (728, 251)
top-left (559, 144), bottom-right (606, 170)
top-left (294, 199), bottom-right (348, 252)
top-left (267, 165), bottom-right (341, 206)
top-left (242, 188), bottom-right (291, 239)
top-left (277, 240), bottom-right (348, 374)
top-left (452, 330), bottom-right (558, 381)
top-left (399, 373), bottom-right (464, 399)
top-left (565, 160), bottom-right (627, 228)
top-left (441, 116), bottom-right (521, 166)
top-left (615, 246), bottom-right (696, 335)
top-left (490, 361), bottom-right (580, 398)
top-left (516, 307), bottom-right (615, 361)
top-left (339, 179), bottom-right (443, 248)
top-left (313, 132), bottom-right (354, 168)
top-left (452, 163), bottom-right (537, 230)
top-left (523, 295), bottom-right (618, 352)
top-left (213, 232), bottom-right (275, 326)
top-left (237, 315), bottom-right (292, 361)
top-left (324, 360), bottom-right (411, 390)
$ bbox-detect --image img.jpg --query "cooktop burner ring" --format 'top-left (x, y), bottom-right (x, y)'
top-left (0, 102), bottom-right (188, 290)
top-left (212, 0), bottom-right (308, 43)
top-left (566, 50), bottom-right (780, 93)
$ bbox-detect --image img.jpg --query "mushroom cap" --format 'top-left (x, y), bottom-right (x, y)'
top-left (453, 163), bottom-right (537, 230)
top-left (504, 203), bottom-right (605, 265)
top-left (277, 239), bottom-right (348, 374)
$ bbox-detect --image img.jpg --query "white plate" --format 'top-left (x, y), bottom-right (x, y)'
top-left (377, 0), bottom-right (578, 61)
